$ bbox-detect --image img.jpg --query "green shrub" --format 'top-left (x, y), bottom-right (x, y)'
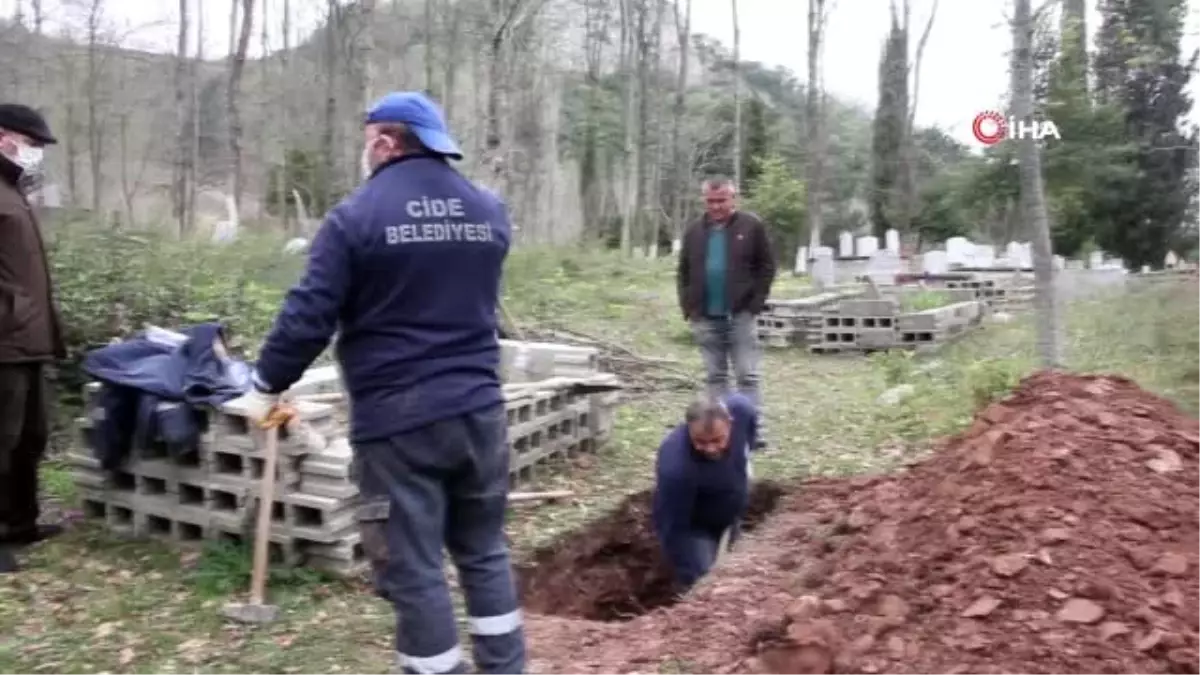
top-left (47, 224), bottom-right (305, 406)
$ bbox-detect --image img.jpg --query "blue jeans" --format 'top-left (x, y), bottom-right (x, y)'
top-left (691, 313), bottom-right (762, 409)
top-left (353, 403), bottom-right (525, 674)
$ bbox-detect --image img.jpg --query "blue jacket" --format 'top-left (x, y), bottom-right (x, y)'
top-left (253, 155), bottom-right (511, 442)
top-left (652, 393), bottom-right (758, 588)
top-left (82, 322), bottom-right (251, 471)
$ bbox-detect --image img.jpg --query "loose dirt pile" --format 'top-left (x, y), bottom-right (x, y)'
top-left (518, 482), bottom-right (785, 621)
top-left (524, 371), bottom-right (1200, 674)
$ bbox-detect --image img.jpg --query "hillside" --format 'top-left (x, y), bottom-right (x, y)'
top-left (0, 1), bottom-right (956, 244)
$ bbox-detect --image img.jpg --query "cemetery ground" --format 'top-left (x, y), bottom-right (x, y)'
top-left (0, 249), bottom-right (1197, 674)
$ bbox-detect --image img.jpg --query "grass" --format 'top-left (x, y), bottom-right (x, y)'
top-left (6, 249), bottom-right (1198, 673)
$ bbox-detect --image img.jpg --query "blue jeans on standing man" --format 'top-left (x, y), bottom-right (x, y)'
top-left (690, 312), bottom-right (762, 412)
top-left (353, 403), bottom-right (526, 674)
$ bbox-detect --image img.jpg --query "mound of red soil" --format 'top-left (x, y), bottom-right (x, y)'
top-left (517, 481), bottom-right (786, 622)
top-left (526, 371), bottom-right (1200, 674)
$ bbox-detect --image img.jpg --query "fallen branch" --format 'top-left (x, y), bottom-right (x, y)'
top-left (508, 490), bottom-right (573, 503)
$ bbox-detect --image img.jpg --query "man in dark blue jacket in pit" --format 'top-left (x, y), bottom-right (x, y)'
top-left (231, 92), bottom-right (524, 674)
top-left (653, 393), bottom-right (758, 592)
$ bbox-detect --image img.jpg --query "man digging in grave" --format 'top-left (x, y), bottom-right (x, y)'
top-left (228, 92), bottom-right (525, 674)
top-left (652, 394), bottom-right (759, 593)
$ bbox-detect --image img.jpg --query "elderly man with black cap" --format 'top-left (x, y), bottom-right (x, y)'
top-left (0, 103), bottom-right (67, 575)
top-left (228, 92), bottom-right (525, 674)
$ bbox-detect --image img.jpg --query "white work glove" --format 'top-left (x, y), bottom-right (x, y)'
top-left (226, 388), bottom-right (284, 427)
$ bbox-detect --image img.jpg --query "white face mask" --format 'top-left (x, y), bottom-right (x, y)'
top-left (13, 143), bottom-right (43, 173)
top-left (360, 144), bottom-right (372, 182)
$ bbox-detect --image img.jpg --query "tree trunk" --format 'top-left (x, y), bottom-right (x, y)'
top-left (730, 0), bottom-right (742, 192)
top-left (441, 3), bottom-right (463, 121)
top-left (85, 0), bottom-right (102, 215)
top-left (173, 0), bottom-right (190, 235)
top-left (804, 0), bottom-right (826, 254)
top-left (279, 0), bottom-right (292, 232)
top-left (226, 0), bottom-right (255, 219)
top-left (424, 0), bottom-right (438, 97)
top-left (31, 0), bottom-right (43, 104)
top-left (1012, 0), bottom-right (1062, 367)
top-left (669, 0), bottom-right (692, 243)
top-left (646, 0), bottom-right (666, 256)
top-left (359, 0), bottom-right (378, 182)
top-left (187, 0), bottom-right (203, 234)
top-left (617, 0), bottom-right (638, 255)
top-left (320, 0), bottom-right (339, 212)
top-left (901, 0), bottom-right (937, 239)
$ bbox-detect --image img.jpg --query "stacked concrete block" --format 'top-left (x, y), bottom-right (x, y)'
top-left (895, 300), bottom-right (985, 346)
top-left (70, 338), bottom-right (622, 576)
top-left (756, 289), bottom-right (865, 348)
top-left (504, 384), bottom-right (617, 480)
top-left (499, 340), bottom-right (600, 381)
top-left (68, 383), bottom-right (364, 575)
top-left (810, 297), bottom-right (900, 352)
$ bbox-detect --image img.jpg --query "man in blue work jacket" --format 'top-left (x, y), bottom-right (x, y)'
top-left (233, 92), bottom-right (525, 674)
top-left (652, 393), bottom-right (758, 592)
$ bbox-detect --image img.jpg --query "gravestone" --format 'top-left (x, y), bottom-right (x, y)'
top-left (838, 232), bottom-right (854, 258)
top-left (885, 228), bottom-right (901, 253)
top-left (856, 235), bottom-right (879, 257)
top-left (1165, 251), bottom-right (1179, 268)
top-left (1052, 255), bottom-right (1065, 270)
top-left (1088, 251), bottom-right (1104, 269)
top-left (973, 244), bottom-right (996, 268)
top-left (922, 250), bottom-right (949, 274)
top-left (946, 237), bottom-right (973, 266)
top-left (812, 247), bottom-right (836, 287)
top-left (865, 249), bottom-right (903, 285)
top-left (794, 245), bottom-right (808, 275)
top-left (671, 238), bottom-right (682, 255)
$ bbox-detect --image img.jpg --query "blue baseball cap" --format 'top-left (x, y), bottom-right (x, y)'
top-left (364, 91), bottom-right (462, 160)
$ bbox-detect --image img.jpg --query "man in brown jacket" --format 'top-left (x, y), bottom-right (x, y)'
top-left (676, 177), bottom-right (776, 449)
top-left (0, 104), bottom-right (67, 573)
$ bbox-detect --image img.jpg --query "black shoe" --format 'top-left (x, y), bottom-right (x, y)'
top-left (0, 547), bottom-right (18, 574)
top-left (2, 524), bottom-right (64, 546)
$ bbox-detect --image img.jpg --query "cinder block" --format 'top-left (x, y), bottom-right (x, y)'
top-left (839, 299), bottom-right (899, 317)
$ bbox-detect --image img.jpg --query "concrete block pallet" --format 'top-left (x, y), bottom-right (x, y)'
top-left (805, 297), bottom-right (986, 353)
top-left (756, 289), bottom-right (865, 348)
top-left (69, 338), bottom-right (622, 578)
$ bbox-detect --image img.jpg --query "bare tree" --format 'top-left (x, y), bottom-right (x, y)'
top-left (900, 0), bottom-right (938, 238)
top-left (730, 0), bottom-right (742, 192)
top-left (669, 0), bottom-right (693, 241)
top-left (173, 0), bottom-right (190, 234)
top-left (804, 0), bottom-right (829, 254)
top-left (83, 0), bottom-right (105, 214)
top-left (1012, 0), bottom-right (1062, 366)
top-left (226, 0), bottom-right (255, 217)
top-left (187, 0), bottom-right (203, 234)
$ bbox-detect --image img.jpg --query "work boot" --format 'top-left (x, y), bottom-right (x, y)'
top-left (0, 547), bottom-right (18, 574)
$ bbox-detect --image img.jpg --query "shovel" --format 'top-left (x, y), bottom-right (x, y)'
top-left (222, 407), bottom-right (293, 624)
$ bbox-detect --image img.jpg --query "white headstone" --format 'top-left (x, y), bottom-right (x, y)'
top-left (885, 229), bottom-right (901, 253)
top-left (838, 232), bottom-right (854, 258)
top-left (972, 244), bottom-right (996, 268)
top-left (1165, 251), bottom-right (1179, 268)
top-left (1016, 242), bottom-right (1033, 268)
top-left (946, 237), bottom-right (974, 266)
top-left (1088, 251), bottom-right (1104, 269)
top-left (865, 249), bottom-right (903, 285)
top-left (1052, 255), bottom-right (1065, 270)
top-left (856, 235), bottom-right (879, 257)
top-left (794, 246), bottom-right (808, 275)
top-left (812, 246), bottom-right (836, 287)
top-left (671, 238), bottom-right (682, 255)
top-left (1141, 265), bottom-right (1151, 273)
top-left (922, 250), bottom-right (949, 275)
